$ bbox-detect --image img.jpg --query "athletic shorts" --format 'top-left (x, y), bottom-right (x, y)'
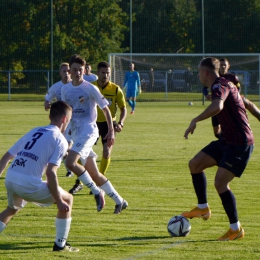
top-left (201, 140), bottom-right (254, 177)
top-left (5, 180), bottom-right (65, 209)
top-left (96, 121), bottom-right (117, 144)
top-left (71, 133), bottom-right (97, 161)
top-left (211, 115), bottom-right (219, 127)
top-left (126, 87), bottom-right (138, 99)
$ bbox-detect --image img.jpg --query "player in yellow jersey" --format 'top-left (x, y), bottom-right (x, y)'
top-left (94, 61), bottom-right (127, 174)
top-left (69, 61), bottom-right (127, 195)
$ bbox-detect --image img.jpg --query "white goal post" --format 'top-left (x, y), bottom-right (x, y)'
top-left (108, 53), bottom-right (260, 103)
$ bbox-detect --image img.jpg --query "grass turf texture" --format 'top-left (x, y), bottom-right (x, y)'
top-left (0, 101), bottom-right (259, 259)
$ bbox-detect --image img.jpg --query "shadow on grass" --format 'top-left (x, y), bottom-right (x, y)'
top-left (0, 241), bottom-right (49, 251)
top-left (114, 236), bottom-right (217, 243)
top-left (116, 236), bottom-right (170, 241)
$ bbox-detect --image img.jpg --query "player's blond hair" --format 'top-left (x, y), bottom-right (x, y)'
top-left (59, 62), bottom-right (69, 70)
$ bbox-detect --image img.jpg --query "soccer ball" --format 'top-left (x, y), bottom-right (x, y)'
top-left (167, 215), bottom-right (191, 237)
top-left (188, 102), bottom-right (193, 106)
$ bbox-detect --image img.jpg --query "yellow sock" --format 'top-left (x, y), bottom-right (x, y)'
top-left (99, 157), bottom-right (111, 175)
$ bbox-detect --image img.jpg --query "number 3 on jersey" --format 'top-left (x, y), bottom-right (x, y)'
top-left (24, 132), bottom-right (43, 150)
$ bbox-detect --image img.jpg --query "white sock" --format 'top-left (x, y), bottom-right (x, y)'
top-left (0, 221), bottom-right (6, 233)
top-left (100, 180), bottom-right (123, 205)
top-left (230, 221), bottom-right (240, 231)
top-left (78, 171), bottom-right (100, 195)
top-left (55, 218), bottom-right (72, 248)
top-left (197, 203), bottom-right (209, 209)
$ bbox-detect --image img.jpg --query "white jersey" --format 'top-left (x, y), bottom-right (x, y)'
top-left (6, 125), bottom-right (68, 187)
top-left (61, 80), bottom-right (109, 136)
top-left (45, 81), bottom-right (69, 102)
top-left (83, 73), bottom-right (98, 82)
top-left (45, 80), bottom-right (72, 142)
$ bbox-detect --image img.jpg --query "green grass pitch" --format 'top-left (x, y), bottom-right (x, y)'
top-left (0, 101), bottom-right (259, 259)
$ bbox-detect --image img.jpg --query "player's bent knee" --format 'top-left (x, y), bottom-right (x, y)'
top-left (65, 160), bottom-right (77, 171)
top-left (214, 179), bottom-right (228, 194)
top-left (188, 158), bottom-right (201, 172)
top-left (61, 191), bottom-right (74, 206)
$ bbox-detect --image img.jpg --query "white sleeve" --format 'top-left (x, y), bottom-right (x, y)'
top-left (48, 138), bottom-right (68, 166)
top-left (45, 85), bottom-right (56, 102)
top-left (8, 136), bottom-right (25, 157)
top-left (89, 84), bottom-right (109, 109)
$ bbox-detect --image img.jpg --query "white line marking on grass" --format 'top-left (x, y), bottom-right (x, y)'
top-left (122, 240), bottom-right (187, 260)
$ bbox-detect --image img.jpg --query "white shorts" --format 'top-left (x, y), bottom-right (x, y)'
top-left (64, 124), bottom-right (73, 143)
top-left (5, 179), bottom-right (65, 210)
top-left (71, 133), bottom-right (98, 161)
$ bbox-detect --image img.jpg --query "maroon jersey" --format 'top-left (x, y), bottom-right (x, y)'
top-left (211, 77), bottom-right (254, 145)
top-left (220, 73), bottom-right (240, 91)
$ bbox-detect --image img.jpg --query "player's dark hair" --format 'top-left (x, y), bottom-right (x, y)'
top-left (220, 58), bottom-right (230, 64)
top-left (200, 57), bottom-right (220, 72)
top-left (97, 61), bottom-right (110, 71)
top-left (50, 101), bottom-right (72, 122)
top-left (69, 54), bottom-right (86, 67)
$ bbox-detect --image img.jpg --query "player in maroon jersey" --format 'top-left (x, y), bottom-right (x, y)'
top-left (203, 58), bottom-right (260, 138)
top-left (182, 57), bottom-right (254, 241)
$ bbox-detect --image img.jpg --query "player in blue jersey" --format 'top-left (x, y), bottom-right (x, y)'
top-left (124, 63), bottom-right (141, 114)
top-left (182, 57), bottom-right (254, 241)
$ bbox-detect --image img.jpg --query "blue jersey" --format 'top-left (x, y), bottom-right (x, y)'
top-left (124, 71), bottom-right (141, 91)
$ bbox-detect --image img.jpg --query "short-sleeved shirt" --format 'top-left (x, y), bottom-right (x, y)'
top-left (61, 80), bottom-right (109, 137)
top-left (203, 72), bottom-right (240, 97)
top-left (124, 71), bottom-right (141, 90)
top-left (83, 74), bottom-right (98, 82)
top-left (92, 81), bottom-right (126, 122)
top-left (220, 73), bottom-right (240, 90)
top-left (45, 81), bottom-right (70, 102)
top-left (211, 77), bottom-right (254, 145)
top-left (6, 125), bottom-right (68, 187)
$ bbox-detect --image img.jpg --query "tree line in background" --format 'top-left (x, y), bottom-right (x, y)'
top-left (0, 0), bottom-right (260, 74)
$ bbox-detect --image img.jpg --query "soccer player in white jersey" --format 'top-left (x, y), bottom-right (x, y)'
top-left (44, 63), bottom-right (71, 110)
top-left (44, 63), bottom-right (74, 177)
top-left (61, 54), bottom-right (128, 214)
top-left (0, 101), bottom-right (79, 252)
top-left (83, 63), bottom-right (98, 82)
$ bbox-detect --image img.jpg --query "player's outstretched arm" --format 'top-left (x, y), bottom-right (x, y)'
top-left (184, 119), bottom-right (197, 139)
top-left (242, 97), bottom-right (260, 121)
top-left (44, 100), bottom-right (51, 111)
top-left (184, 99), bottom-right (223, 139)
top-left (0, 152), bottom-right (14, 176)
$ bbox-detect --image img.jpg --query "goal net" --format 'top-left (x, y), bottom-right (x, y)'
top-left (108, 53), bottom-right (260, 103)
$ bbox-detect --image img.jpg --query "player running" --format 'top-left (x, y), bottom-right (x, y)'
top-left (61, 54), bottom-right (128, 214)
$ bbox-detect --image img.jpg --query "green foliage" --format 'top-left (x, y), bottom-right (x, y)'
top-left (0, 0), bottom-right (128, 71)
top-left (203, 0), bottom-right (260, 53)
top-left (1, 0), bottom-right (260, 72)
top-left (0, 101), bottom-right (260, 259)
top-left (130, 0), bottom-right (197, 53)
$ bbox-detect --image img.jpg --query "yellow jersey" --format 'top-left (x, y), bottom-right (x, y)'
top-left (92, 81), bottom-right (126, 122)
